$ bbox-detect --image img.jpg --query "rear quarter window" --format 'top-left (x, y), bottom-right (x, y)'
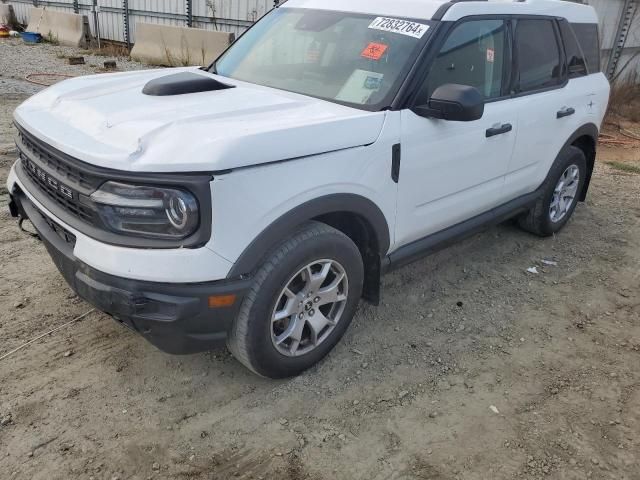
top-left (559, 20), bottom-right (587, 78)
top-left (570, 23), bottom-right (601, 74)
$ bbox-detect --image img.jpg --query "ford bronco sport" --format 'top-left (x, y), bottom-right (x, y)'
top-left (7, 0), bottom-right (610, 378)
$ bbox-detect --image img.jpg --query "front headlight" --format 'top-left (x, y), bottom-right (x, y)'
top-left (90, 181), bottom-right (199, 239)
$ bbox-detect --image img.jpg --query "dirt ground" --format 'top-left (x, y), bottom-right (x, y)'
top-left (1, 41), bottom-right (639, 480)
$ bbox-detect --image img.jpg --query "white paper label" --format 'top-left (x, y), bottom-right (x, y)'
top-left (336, 70), bottom-right (385, 105)
top-left (368, 17), bottom-right (430, 39)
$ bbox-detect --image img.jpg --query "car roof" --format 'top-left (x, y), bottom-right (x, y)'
top-left (282, 0), bottom-right (449, 21)
top-left (281, 0), bottom-right (598, 24)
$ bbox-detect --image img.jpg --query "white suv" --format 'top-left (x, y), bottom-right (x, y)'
top-left (7, 0), bottom-right (609, 378)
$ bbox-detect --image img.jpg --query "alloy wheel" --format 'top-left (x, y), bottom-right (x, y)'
top-left (271, 259), bottom-right (349, 357)
top-left (549, 164), bottom-right (580, 223)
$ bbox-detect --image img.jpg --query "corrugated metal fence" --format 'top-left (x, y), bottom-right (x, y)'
top-left (4, 0), bottom-right (275, 45)
top-left (2, 0), bottom-right (639, 81)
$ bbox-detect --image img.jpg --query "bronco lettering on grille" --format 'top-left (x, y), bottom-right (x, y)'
top-left (24, 156), bottom-right (75, 200)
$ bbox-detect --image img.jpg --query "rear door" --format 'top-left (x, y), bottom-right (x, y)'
top-left (395, 18), bottom-right (517, 247)
top-left (502, 17), bottom-right (588, 200)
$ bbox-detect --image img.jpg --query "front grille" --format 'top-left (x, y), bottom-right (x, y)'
top-left (16, 128), bottom-right (97, 224)
top-left (17, 129), bottom-right (94, 191)
top-left (21, 154), bottom-right (95, 222)
top-left (21, 155), bottom-right (94, 222)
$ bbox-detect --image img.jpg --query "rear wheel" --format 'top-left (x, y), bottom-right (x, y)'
top-left (227, 222), bottom-right (364, 378)
top-left (518, 146), bottom-right (586, 237)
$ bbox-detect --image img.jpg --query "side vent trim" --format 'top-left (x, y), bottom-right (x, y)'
top-left (392, 144), bottom-right (401, 183)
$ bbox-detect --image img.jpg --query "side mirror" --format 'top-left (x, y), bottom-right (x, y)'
top-left (412, 84), bottom-right (485, 122)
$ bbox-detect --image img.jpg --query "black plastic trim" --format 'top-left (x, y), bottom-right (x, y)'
top-left (14, 123), bottom-right (214, 249)
top-left (391, 144), bottom-right (401, 183)
top-left (384, 185), bottom-right (543, 272)
top-left (432, 2), bottom-right (455, 21)
top-left (431, 0), bottom-right (488, 21)
top-left (228, 194), bottom-right (391, 279)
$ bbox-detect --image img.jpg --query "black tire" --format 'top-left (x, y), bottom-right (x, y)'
top-left (227, 221), bottom-right (364, 378)
top-left (518, 146), bottom-right (587, 237)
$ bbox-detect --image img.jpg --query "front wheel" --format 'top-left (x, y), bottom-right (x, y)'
top-left (518, 146), bottom-right (587, 237)
top-left (227, 222), bottom-right (364, 378)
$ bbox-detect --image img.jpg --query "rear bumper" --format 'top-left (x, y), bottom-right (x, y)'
top-left (10, 190), bottom-right (252, 354)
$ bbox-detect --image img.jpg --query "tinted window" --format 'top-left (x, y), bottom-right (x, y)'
top-left (515, 19), bottom-right (563, 92)
top-left (417, 19), bottom-right (507, 104)
top-left (572, 23), bottom-right (600, 73)
top-left (559, 20), bottom-right (587, 78)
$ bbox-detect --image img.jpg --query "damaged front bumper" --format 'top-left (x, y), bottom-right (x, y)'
top-left (8, 190), bottom-right (251, 354)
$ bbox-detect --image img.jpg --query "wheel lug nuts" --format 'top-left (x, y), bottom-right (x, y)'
top-left (309, 309), bottom-right (315, 316)
top-left (298, 313), bottom-right (305, 320)
top-left (314, 297), bottom-right (320, 303)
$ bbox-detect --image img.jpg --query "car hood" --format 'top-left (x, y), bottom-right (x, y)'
top-left (14, 67), bottom-right (386, 172)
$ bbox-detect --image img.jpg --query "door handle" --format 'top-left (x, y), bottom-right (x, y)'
top-left (486, 123), bottom-right (513, 138)
top-left (557, 107), bottom-right (575, 119)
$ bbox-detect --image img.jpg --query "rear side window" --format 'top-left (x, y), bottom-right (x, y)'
top-left (514, 19), bottom-right (563, 93)
top-left (571, 23), bottom-right (601, 73)
top-left (559, 20), bottom-right (587, 78)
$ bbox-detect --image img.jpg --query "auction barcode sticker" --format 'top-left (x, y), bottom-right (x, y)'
top-left (368, 17), bottom-right (430, 39)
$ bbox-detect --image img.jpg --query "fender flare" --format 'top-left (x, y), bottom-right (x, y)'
top-left (562, 123), bottom-right (599, 150)
top-left (227, 193), bottom-right (391, 279)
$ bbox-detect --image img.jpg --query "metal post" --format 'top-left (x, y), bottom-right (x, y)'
top-left (123, 0), bottom-right (131, 50)
top-left (606, 0), bottom-right (638, 80)
top-left (92, 0), bottom-right (101, 49)
top-left (186, 0), bottom-right (193, 27)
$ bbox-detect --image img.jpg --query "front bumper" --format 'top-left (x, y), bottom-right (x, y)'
top-left (9, 190), bottom-right (252, 354)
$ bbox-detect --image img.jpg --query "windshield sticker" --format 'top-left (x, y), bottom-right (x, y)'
top-left (306, 40), bottom-right (322, 63)
top-left (336, 70), bottom-right (384, 104)
top-left (368, 17), bottom-right (429, 39)
top-left (361, 42), bottom-right (389, 61)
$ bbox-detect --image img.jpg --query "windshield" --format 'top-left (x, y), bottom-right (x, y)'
top-left (212, 8), bottom-right (433, 110)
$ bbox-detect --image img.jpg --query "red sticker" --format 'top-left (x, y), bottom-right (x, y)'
top-left (361, 42), bottom-right (389, 61)
top-left (487, 48), bottom-right (495, 63)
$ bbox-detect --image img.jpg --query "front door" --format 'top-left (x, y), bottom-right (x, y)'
top-left (395, 18), bottom-right (517, 248)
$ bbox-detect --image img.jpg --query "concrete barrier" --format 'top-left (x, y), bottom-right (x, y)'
top-left (26, 7), bottom-right (91, 48)
top-left (0, 4), bottom-right (17, 27)
top-left (131, 23), bottom-right (234, 67)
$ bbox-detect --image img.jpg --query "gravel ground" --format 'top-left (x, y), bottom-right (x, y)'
top-left (1, 39), bottom-right (640, 480)
top-left (0, 37), bottom-right (150, 96)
